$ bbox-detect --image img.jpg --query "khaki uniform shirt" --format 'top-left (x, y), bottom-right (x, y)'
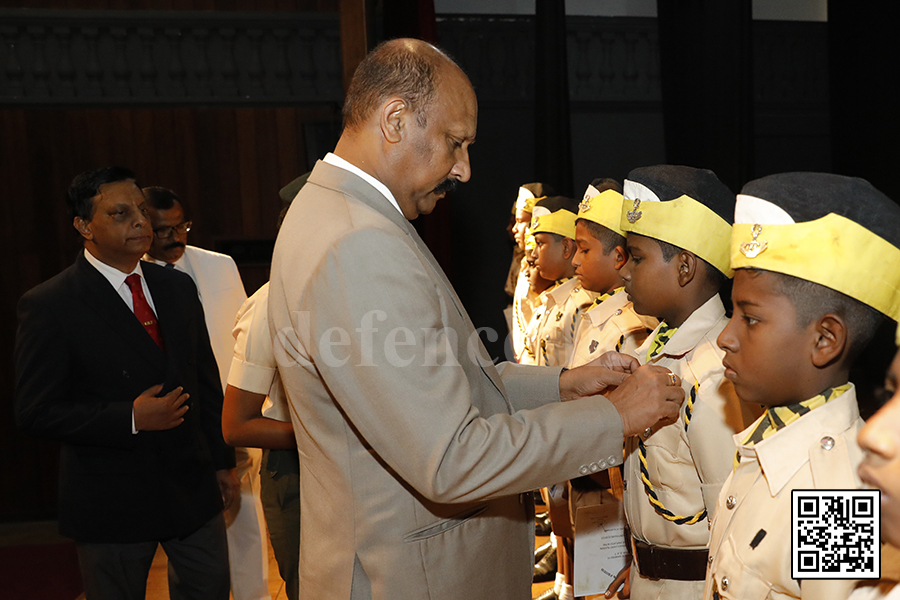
top-left (623, 295), bottom-right (745, 600)
top-left (569, 289), bottom-right (658, 368)
top-left (535, 278), bottom-right (596, 367)
top-left (704, 387), bottom-right (865, 600)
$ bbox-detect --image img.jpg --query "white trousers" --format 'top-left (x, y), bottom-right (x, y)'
top-left (224, 446), bottom-right (270, 600)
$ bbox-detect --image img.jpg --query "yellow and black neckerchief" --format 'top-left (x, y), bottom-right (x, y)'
top-left (638, 380), bottom-right (707, 525)
top-left (732, 383), bottom-right (852, 470)
top-left (646, 322), bottom-right (677, 362)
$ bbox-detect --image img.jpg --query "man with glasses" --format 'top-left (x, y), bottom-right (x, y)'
top-left (143, 186), bottom-right (270, 600)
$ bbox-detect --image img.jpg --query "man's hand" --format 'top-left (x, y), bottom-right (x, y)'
top-left (605, 563), bottom-right (631, 598)
top-left (559, 352), bottom-right (641, 402)
top-left (216, 468), bottom-right (240, 512)
top-left (605, 364), bottom-right (684, 436)
top-left (133, 384), bottom-right (189, 431)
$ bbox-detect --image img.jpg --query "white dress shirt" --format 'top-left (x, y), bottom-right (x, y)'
top-left (324, 152), bottom-right (404, 216)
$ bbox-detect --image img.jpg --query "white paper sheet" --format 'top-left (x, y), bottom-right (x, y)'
top-left (573, 501), bottom-right (629, 597)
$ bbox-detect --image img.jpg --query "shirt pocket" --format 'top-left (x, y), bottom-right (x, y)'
top-left (711, 535), bottom-right (773, 600)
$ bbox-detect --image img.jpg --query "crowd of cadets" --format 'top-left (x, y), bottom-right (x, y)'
top-left (505, 166), bottom-right (900, 600)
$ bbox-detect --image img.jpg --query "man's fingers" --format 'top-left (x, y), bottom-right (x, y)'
top-left (142, 383), bottom-right (164, 397)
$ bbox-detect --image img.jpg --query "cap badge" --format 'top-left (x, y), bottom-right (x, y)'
top-left (740, 224), bottom-right (768, 259)
top-left (579, 197), bottom-right (592, 213)
top-left (532, 216), bottom-right (540, 230)
top-left (626, 198), bottom-right (643, 223)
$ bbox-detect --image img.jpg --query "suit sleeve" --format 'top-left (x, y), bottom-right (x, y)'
top-left (298, 228), bottom-right (624, 504)
top-left (15, 289), bottom-right (135, 448)
top-left (189, 283), bottom-right (236, 471)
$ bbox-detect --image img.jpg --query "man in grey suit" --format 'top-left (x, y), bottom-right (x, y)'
top-left (269, 39), bottom-right (685, 600)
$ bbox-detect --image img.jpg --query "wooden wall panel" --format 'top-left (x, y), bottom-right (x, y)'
top-left (1, 104), bottom-right (338, 520)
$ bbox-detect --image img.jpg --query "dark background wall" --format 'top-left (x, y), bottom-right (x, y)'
top-left (1, 0), bottom-right (891, 522)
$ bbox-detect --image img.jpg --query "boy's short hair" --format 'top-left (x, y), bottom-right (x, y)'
top-left (578, 219), bottom-right (626, 255)
top-left (755, 268), bottom-right (884, 362)
top-left (654, 237), bottom-right (728, 291)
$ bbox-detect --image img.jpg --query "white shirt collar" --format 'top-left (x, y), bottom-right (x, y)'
top-left (84, 247), bottom-right (144, 289)
top-left (323, 152), bottom-right (404, 217)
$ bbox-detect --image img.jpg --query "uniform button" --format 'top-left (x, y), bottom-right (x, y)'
top-left (721, 576), bottom-right (729, 591)
top-left (608, 455), bottom-right (617, 464)
top-left (599, 460), bottom-right (607, 469)
top-left (623, 479), bottom-right (627, 491)
top-left (821, 436), bottom-right (835, 450)
top-left (615, 309), bottom-right (623, 316)
top-left (708, 555), bottom-right (714, 565)
top-left (642, 427), bottom-right (652, 439)
top-left (589, 462), bottom-right (600, 473)
top-left (726, 495), bottom-right (737, 510)
top-left (579, 466), bottom-right (589, 475)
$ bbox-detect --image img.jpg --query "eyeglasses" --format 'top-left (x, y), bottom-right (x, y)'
top-left (154, 221), bottom-right (192, 239)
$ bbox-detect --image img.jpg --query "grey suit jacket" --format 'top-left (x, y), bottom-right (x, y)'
top-left (269, 160), bottom-right (625, 600)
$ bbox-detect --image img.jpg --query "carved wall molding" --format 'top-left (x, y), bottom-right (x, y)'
top-left (0, 9), bottom-right (342, 106)
top-left (0, 11), bottom-right (825, 109)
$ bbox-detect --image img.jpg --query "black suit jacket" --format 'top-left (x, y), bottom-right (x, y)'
top-left (15, 253), bottom-right (236, 543)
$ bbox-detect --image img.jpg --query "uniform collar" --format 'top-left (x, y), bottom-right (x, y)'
top-left (546, 277), bottom-right (580, 308)
top-left (586, 288), bottom-right (630, 327)
top-left (638, 294), bottom-right (726, 360)
top-left (737, 385), bottom-right (859, 496)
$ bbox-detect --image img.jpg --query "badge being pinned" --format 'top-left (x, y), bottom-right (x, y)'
top-left (740, 224), bottom-right (768, 258)
top-left (626, 198), bottom-right (643, 223)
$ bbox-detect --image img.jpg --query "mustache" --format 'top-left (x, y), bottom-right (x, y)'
top-left (432, 178), bottom-right (459, 195)
top-left (165, 242), bottom-right (186, 251)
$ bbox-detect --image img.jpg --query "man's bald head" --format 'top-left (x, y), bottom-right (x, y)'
top-left (342, 38), bottom-right (463, 131)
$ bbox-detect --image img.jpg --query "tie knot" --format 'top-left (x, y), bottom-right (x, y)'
top-left (164, 263), bottom-right (175, 270)
top-left (125, 273), bottom-right (142, 291)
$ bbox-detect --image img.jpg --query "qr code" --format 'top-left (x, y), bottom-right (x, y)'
top-left (791, 490), bottom-right (880, 579)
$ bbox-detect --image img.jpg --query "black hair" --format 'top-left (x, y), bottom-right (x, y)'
top-left (754, 269), bottom-right (885, 363)
top-left (343, 39), bottom-right (455, 130)
top-left (66, 166), bottom-right (137, 221)
top-left (578, 219), bottom-right (626, 255)
top-left (142, 186), bottom-right (181, 211)
top-left (655, 238), bottom-right (727, 291)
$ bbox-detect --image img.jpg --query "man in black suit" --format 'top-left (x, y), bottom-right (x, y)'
top-left (14, 167), bottom-right (238, 599)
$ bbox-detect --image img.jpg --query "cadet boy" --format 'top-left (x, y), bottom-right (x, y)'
top-left (571, 179), bottom-right (658, 367)
top-left (520, 234), bottom-right (555, 365)
top-left (618, 165), bottom-right (748, 600)
top-left (704, 173), bottom-right (900, 600)
top-left (511, 183), bottom-right (554, 362)
top-left (531, 196), bottom-right (596, 367)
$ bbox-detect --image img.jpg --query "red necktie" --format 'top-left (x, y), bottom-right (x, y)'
top-left (124, 273), bottom-right (164, 350)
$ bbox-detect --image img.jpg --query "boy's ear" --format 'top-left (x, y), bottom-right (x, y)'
top-left (612, 245), bottom-right (627, 270)
top-left (562, 237), bottom-right (577, 260)
top-left (676, 251), bottom-right (697, 287)
top-left (380, 97), bottom-right (409, 144)
top-left (811, 314), bottom-right (848, 368)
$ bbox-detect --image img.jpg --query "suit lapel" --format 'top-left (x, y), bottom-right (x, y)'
top-left (308, 161), bottom-right (507, 397)
top-left (74, 255), bottom-right (167, 372)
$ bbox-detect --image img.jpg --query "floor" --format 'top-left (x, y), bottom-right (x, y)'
top-left (0, 515), bottom-right (605, 600)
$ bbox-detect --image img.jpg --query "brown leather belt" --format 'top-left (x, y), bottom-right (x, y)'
top-left (632, 538), bottom-right (709, 581)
